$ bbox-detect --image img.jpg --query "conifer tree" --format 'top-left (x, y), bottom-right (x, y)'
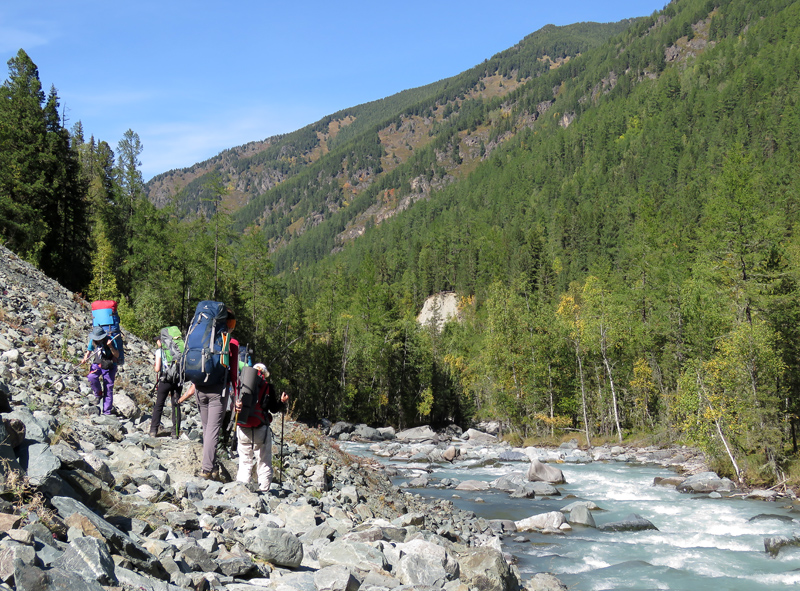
top-left (0, 49), bottom-right (49, 260)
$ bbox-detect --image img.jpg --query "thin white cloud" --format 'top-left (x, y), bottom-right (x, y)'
top-left (0, 27), bottom-right (49, 54)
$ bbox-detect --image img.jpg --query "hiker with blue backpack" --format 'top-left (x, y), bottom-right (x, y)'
top-left (80, 326), bottom-right (119, 415)
top-left (149, 327), bottom-right (185, 438)
top-left (182, 302), bottom-right (238, 480)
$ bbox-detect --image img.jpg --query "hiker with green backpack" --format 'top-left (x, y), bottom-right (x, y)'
top-left (149, 327), bottom-right (185, 438)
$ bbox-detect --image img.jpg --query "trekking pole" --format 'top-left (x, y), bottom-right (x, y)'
top-left (279, 409), bottom-right (285, 485)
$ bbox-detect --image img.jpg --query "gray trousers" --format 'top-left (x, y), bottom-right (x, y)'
top-left (195, 383), bottom-right (226, 473)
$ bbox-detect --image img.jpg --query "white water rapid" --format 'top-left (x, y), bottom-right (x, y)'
top-left (343, 442), bottom-right (800, 590)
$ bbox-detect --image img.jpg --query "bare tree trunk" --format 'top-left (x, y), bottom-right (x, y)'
top-left (576, 346), bottom-right (591, 448)
top-left (603, 355), bottom-right (623, 443)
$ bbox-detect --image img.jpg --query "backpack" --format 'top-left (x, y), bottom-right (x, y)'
top-left (237, 365), bottom-right (260, 424)
top-left (93, 342), bottom-right (115, 370)
top-left (238, 344), bottom-right (253, 371)
top-left (159, 326), bottom-right (185, 385)
top-left (182, 301), bottom-right (231, 386)
top-left (91, 300), bottom-right (125, 365)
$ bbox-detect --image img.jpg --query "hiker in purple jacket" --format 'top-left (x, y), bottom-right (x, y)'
top-left (81, 326), bottom-right (119, 415)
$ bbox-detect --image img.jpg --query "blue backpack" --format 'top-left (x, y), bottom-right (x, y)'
top-left (182, 301), bottom-right (231, 386)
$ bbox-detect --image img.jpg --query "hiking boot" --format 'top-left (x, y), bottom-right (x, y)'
top-left (199, 470), bottom-right (213, 480)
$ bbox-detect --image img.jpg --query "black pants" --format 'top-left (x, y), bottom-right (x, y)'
top-left (150, 380), bottom-right (181, 437)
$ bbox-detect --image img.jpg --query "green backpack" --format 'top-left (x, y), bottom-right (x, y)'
top-left (159, 326), bottom-right (185, 385)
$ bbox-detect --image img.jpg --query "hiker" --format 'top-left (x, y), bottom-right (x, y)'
top-left (182, 304), bottom-right (237, 480)
top-left (80, 326), bottom-right (119, 415)
top-left (234, 363), bottom-right (288, 492)
top-left (149, 337), bottom-right (183, 438)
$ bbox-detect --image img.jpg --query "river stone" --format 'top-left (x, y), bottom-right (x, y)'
top-left (52, 535), bottom-right (117, 585)
top-left (442, 446), bottom-right (458, 462)
top-left (246, 525), bottom-right (304, 568)
top-left (329, 421), bottom-right (354, 438)
top-left (653, 476), bottom-right (684, 487)
top-left (528, 482), bottom-right (560, 496)
top-left (314, 564), bottom-right (360, 591)
top-left (455, 479), bottom-right (490, 491)
top-left (463, 428), bottom-right (498, 443)
top-left (395, 426), bottom-right (438, 441)
top-left (377, 426), bottom-right (395, 440)
top-left (515, 511), bottom-right (567, 533)
top-left (526, 572), bottom-right (569, 591)
top-left (353, 424), bottom-right (381, 440)
top-left (567, 505), bottom-right (596, 528)
top-left (560, 501), bottom-right (600, 513)
top-left (318, 539), bottom-right (389, 572)
top-left (499, 450), bottom-right (528, 461)
top-left (510, 483), bottom-right (539, 498)
top-left (597, 513), bottom-right (658, 532)
top-left (765, 534), bottom-right (800, 557)
top-left (458, 546), bottom-right (518, 591)
top-left (492, 472), bottom-right (527, 492)
top-left (527, 459), bottom-right (566, 484)
top-left (676, 471), bottom-right (734, 493)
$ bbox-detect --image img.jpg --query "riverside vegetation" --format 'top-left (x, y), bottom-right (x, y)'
top-left (3, 0), bottom-right (800, 491)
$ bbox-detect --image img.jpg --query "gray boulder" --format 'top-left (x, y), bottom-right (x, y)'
top-left (396, 538), bottom-right (459, 587)
top-left (50, 496), bottom-right (164, 577)
top-left (52, 536), bottom-right (117, 585)
top-left (246, 525), bottom-right (304, 568)
top-left (525, 572), bottom-right (569, 591)
top-left (459, 546), bottom-right (518, 591)
top-left (13, 563), bottom-right (106, 591)
top-left (515, 511), bottom-right (568, 533)
top-left (318, 539), bottom-right (389, 572)
top-left (329, 422), bottom-right (354, 438)
top-left (353, 424), bottom-right (381, 440)
top-left (597, 513), bottom-right (658, 532)
top-left (314, 565), bottom-right (361, 591)
top-left (462, 428), bottom-right (498, 443)
top-left (395, 425), bottom-right (438, 441)
top-left (765, 534), bottom-right (800, 557)
top-left (677, 471), bottom-right (735, 493)
top-left (527, 459), bottom-right (566, 484)
top-left (567, 504), bottom-right (596, 528)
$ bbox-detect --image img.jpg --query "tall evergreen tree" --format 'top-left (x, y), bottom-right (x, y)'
top-left (0, 49), bottom-right (49, 260)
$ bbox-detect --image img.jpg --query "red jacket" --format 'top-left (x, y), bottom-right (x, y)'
top-left (238, 379), bottom-right (283, 428)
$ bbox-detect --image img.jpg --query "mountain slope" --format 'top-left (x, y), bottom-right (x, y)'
top-left (144, 20), bottom-right (634, 256)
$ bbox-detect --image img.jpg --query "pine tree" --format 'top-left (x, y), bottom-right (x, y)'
top-left (0, 49), bottom-right (49, 260)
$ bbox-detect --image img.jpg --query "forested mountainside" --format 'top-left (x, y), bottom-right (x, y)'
top-left (144, 20), bottom-right (634, 251)
top-left (4, 0), bottom-right (800, 488)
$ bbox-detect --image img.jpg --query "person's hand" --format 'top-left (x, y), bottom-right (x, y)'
top-left (234, 400), bottom-right (242, 412)
top-left (280, 392), bottom-right (288, 404)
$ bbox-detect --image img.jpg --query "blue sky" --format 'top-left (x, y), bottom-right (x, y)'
top-left (2, 1), bottom-right (667, 181)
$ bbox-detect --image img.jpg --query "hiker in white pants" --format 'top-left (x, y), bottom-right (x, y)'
top-left (234, 363), bottom-right (288, 492)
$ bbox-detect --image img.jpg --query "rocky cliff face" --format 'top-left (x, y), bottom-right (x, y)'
top-left (0, 245), bottom-right (523, 591)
